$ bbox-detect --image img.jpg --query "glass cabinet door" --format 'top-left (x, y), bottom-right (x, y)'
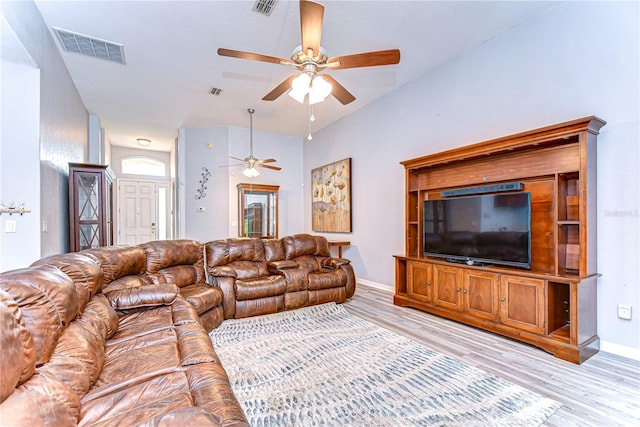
top-left (77, 172), bottom-right (101, 249)
top-left (69, 163), bottom-right (115, 251)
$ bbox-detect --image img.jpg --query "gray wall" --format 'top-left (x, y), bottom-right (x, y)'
top-left (305, 2), bottom-right (639, 356)
top-left (1, 1), bottom-right (88, 264)
top-left (181, 126), bottom-right (303, 242)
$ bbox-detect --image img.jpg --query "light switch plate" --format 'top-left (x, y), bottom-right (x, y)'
top-left (5, 220), bottom-right (16, 233)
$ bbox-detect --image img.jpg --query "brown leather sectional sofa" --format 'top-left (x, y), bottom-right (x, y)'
top-left (0, 234), bottom-right (355, 426)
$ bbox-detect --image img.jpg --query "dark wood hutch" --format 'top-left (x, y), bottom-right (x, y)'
top-left (394, 116), bottom-right (605, 364)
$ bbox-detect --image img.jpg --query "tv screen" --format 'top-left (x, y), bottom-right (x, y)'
top-left (423, 192), bottom-right (531, 268)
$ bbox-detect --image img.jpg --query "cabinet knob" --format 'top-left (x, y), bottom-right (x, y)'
top-left (463, 289), bottom-right (468, 294)
top-left (427, 281), bottom-right (431, 286)
top-left (500, 297), bottom-right (505, 302)
top-left (456, 288), bottom-right (461, 292)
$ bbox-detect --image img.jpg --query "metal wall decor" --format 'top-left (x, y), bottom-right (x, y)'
top-left (195, 167), bottom-right (211, 199)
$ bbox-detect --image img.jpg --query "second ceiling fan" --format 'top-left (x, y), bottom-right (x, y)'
top-left (218, 0), bottom-right (401, 105)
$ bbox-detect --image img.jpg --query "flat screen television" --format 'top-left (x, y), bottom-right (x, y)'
top-left (423, 192), bottom-right (531, 269)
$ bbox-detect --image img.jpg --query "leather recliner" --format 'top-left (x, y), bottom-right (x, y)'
top-left (205, 235), bottom-right (356, 319)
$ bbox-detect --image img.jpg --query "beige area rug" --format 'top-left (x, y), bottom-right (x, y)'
top-left (210, 303), bottom-right (561, 426)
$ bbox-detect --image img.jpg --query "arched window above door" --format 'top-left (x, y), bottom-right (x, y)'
top-left (121, 156), bottom-right (166, 177)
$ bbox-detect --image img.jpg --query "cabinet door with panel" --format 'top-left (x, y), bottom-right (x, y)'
top-left (407, 261), bottom-right (433, 303)
top-left (69, 163), bottom-right (115, 252)
top-left (500, 275), bottom-right (545, 334)
top-left (433, 265), bottom-right (463, 310)
top-left (463, 270), bottom-right (499, 321)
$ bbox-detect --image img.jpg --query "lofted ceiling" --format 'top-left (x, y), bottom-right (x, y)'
top-left (33, 0), bottom-right (556, 152)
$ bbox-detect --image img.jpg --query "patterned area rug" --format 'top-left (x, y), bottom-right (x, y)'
top-left (210, 303), bottom-right (561, 426)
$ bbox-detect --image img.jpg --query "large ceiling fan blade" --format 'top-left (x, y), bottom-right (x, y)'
top-left (229, 156), bottom-right (245, 162)
top-left (323, 74), bottom-right (356, 105)
top-left (300, 0), bottom-right (324, 58)
top-left (260, 164), bottom-right (282, 171)
top-left (217, 48), bottom-right (290, 65)
top-left (327, 49), bottom-right (401, 70)
top-left (262, 75), bottom-right (297, 101)
top-left (258, 158), bottom-right (277, 164)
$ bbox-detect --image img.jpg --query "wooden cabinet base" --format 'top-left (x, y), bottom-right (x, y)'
top-left (396, 118), bottom-right (604, 365)
top-left (394, 292), bottom-right (599, 364)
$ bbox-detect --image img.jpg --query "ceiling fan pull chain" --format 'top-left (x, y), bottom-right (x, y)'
top-left (307, 102), bottom-right (313, 140)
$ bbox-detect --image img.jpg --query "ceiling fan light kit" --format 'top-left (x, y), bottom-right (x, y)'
top-left (288, 73), bottom-right (332, 105)
top-left (243, 166), bottom-right (260, 178)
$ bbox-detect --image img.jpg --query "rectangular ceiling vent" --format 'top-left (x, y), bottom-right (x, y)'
top-left (53, 27), bottom-right (125, 64)
top-left (252, 0), bottom-right (278, 16)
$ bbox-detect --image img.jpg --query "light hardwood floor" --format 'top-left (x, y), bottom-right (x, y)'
top-left (343, 284), bottom-right (640, 426)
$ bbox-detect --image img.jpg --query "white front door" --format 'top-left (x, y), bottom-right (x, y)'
top-left (117, 179), bottom-right (169, 245)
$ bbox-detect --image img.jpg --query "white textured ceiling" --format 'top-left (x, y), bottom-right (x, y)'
top-left (34, 1), bottom-right (556, 152)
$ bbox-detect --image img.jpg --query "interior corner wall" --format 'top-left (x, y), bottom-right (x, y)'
top-left (181, 126), bottom-right (304, 242)
top-left (304, 1), bottom-right (639, 354)
top-left (183, 127), bottom-right (231, 241)
top-left (2, 0), bottom-right (89, 259)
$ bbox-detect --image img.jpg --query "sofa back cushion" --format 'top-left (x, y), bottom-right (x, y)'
top-left (31, 252), bottom-right (103, 313)
top-left (205, 238), bottom-right (265, 267)
top-left (141, 240), bottom-right (207, 284)
top-left (0, 289), bottom-right (35, 402)
top-left (82, 246), bottom-right (147, 285)
top-left (263, 239), bottom-right (285, 262)
top-left (0, 267), bottom-right (79, 365)
top-left (282, 234), bottom-right (331, 259)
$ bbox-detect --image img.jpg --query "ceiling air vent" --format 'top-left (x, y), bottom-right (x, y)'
top-left (210, 87), bottom-right (223, 96)
top-left (53, 27), bottom-right (125, 64)
top-left (252, 0), bottom-right (278, 16)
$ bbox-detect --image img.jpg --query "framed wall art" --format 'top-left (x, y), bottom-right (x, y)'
top-left (311, 157), bottom-right (352, 233)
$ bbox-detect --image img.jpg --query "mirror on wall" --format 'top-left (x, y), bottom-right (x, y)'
top-left (237, 183), bottom-right (279, 238)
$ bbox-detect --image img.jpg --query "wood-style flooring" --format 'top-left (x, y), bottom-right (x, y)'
top-left (343, 284), bottom-right (640, 426)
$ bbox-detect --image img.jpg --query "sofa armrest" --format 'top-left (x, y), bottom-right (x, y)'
top-left (321, 257), bottom-right (351, 270)
top-left (267, 260), bottom-right (298, 274)
top-left (104, 283), bottom-right (179, 310)
top-left (209, 266), bottom-right (237, 278)
top-left (213, 276), bottom-right (236, 320)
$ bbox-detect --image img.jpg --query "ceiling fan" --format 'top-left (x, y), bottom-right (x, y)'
top-left (228, 108), bottom-right (281, 178)
top-left (218, 0), bottom-right (400, 105)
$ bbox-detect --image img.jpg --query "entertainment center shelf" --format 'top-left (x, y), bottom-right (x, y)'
top-left (395, 117), bottom-right (605, 364)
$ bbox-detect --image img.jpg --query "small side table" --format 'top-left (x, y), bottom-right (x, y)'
top-left (327, 240), bottom-right (350, 258)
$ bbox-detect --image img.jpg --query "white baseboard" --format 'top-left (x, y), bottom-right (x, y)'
top-left (600, 340), bottom-right (640, 361)
top-left (356, 278), bottom-right (393, 293)
top-left (356, 280), bottom-right (640, 362)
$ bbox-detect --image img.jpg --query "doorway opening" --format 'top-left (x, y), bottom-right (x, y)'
top-left (116, 179), bottom-right (171, 245)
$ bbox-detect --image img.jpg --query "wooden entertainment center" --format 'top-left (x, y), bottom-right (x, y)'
top-left (394, 117), bottom-right (605, 364)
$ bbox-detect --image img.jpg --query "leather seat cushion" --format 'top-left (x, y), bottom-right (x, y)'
top-left (180, 284), bottom-right (223, 315)
top-left (80, 371), bottom-right (195, 427)
top-left (235, 275), bottom-right (287, 301)
top-left (308, 269), bottom-right (348, 291)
